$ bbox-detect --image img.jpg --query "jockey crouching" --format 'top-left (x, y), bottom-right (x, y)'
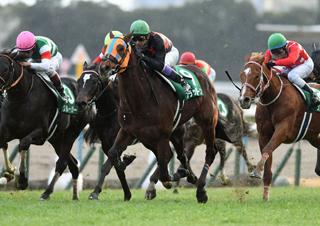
top-left (15, 31), bottom-right (68, 102)
top-left (264, 33), bottom-right (320, 108)
top-left (129, 19), bottom-right (191, 93)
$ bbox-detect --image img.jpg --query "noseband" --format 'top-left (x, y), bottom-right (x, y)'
top-left (242, 61), bottom-right (283, 106)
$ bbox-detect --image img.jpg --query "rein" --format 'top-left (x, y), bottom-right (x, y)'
top-left (81, 69), bottom-right (112, 107)
top-left (243, 61), bottom-right (283, 106)
top-left (0, 54), bottom-right (24, 91)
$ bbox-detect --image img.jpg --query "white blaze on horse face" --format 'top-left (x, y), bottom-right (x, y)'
top-left (239, 67), bottom-right (251, 100)
top-left (83, 74), bottom-right (91, 88)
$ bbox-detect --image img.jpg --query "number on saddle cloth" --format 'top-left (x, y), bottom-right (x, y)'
top-left (170, 66), bottom-right (203, 101)
top-left (36, 73), bottom-right (77, 114)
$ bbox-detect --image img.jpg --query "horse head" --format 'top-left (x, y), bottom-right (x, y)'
top-left (99, 31), bottom-right (134, 80)
top-left (76, 61), bottom-right (107, 112)
top-left (238, 52), bottom-right (270, 109)
top-left (0, 48), bottom-right (25, 92)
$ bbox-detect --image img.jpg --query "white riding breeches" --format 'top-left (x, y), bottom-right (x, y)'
top-left (277, 58), bottom-right (313, 88)
top-left (165, 46), bottom-right (179, 67)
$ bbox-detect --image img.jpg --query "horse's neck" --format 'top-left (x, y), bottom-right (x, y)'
top-left (6, 63), bottom-right (32, 101)
top-left (96, 84), bottom-right (119, 115)
top-left (261, 71), bottom-right (282, 102)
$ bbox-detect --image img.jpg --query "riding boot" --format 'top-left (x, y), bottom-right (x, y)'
top-left (302, 84), bottom-right (320, 107)
top-left (53, 80), bottom-right (68, 102)
top-left (166, 70), bottom-right (191, 93)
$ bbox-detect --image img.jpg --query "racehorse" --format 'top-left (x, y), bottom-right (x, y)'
top-left (173, 93), bottom-right (256, 192)
top-left (76, 62), bottom-right (197, 201)
top-left (0, 48), bottom-right (94, 200)
top-left (94, 32), bottom-right (240, 203)
top-left (238, 52), bottom-right (320, 201)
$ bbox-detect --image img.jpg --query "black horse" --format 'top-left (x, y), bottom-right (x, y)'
top-left (0, 49), bottom-right (94, 200)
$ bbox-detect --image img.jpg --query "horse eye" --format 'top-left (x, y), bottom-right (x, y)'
top-left (255, 75), bottom-right (259, 79)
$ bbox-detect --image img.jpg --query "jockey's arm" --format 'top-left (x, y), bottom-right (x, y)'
top-left (29, 57), bottom-right (50, 72)
top-left (274, 44), bottom-right (299, 67)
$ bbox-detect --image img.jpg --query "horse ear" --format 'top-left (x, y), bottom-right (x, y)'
top-left (124, 31), bottom-right (134, 43)
top-left (83, 61), bottom-right (88, 70)
top-left (110, 30), bottom-right (114, 39)
top-left (245, 53), bottom-right (250, 63)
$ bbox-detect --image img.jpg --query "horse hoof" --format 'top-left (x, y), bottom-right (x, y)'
top-left (88, 192), bottom-right (99, 200)
top-left (39, 194), bottom-right (50, 201)
top-left (124, 193), bottom-right (132, 201)
top-left (145, 189), bottom-right (156, 200)
top-left (72, 196), bottom-right (80, 201)
top-left (162, 181), bottom-right (172, 189)
top-left (187, 175), bottom-right (198, 184)
top-left (3, 172), bottom-right (14, 183)
top-left (196, 191), bottom-right (208, 203)
top-left (173, 188), bottom-right (179, 194)
top-left (17, 181), bottom-right (29, 190)
top-left (250, 171), bottom-right (261, 179)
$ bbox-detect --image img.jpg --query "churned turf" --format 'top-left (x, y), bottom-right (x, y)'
top-left (0, 186), bottom-right (319, 226)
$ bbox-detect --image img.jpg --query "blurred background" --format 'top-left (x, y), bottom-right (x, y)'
top-left (1, 0), bottom-right (320, 87)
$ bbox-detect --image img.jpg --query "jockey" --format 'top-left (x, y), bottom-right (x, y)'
top-left (15, 31), bottom-right (68, 101)
top-left (264, 33), bottom-right (320, 107)
top-left (129, 19), bottom-right (191, 93)
top-left (92, 30), bottom-right (123, 65)
top-left (179, 52), bottom-right (216, 83)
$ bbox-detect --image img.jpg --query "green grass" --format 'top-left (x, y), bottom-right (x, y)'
top-left (0, 187), bottom-right (319, 226)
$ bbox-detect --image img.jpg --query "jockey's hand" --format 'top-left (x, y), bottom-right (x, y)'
top-left (17, 61), bottom-right (31, 67)
top-left (135, 51), bottom-right (148, 62)
top-left (266, 61), bottom-right (275, 70)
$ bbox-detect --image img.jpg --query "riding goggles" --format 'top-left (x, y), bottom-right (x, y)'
top-left (271, 48), bottom-right (285, 55)
top-left (132, 35), bottom-right (147, 42)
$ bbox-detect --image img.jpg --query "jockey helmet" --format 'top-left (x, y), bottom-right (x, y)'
top-left (16, 31), bottom-right (36, 51)
top-left (130, 20), bottom-right (150, 35)
top-left (179, 52), bottom-right (196, 65)
top-left (104, 30), bottom-right (123, 45)
top-left (268, 33), bottom-right (287, 50)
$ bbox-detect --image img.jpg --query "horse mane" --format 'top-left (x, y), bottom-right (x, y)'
top-left (249, 52), bottom-right (264, 62)
top-left (0, 47), bottom-right (30, 61)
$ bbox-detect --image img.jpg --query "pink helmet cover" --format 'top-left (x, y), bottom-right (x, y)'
top-left (16, 31), bottom-right (36, 51)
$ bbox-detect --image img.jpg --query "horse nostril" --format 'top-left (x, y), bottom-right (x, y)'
top-left (75, 100), bottom-right (87, 110)
top-left (244, 97), bottom-right (251, 103)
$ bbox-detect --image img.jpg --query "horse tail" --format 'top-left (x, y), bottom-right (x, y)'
top-left (242, 117), bottom-right (257, 138)
top-left (83, 124), bottom-right (100, 145)
top-left (215, 113), bottom-right (243, 143)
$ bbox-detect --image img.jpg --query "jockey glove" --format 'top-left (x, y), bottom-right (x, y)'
top-left (135, 51), bottom-right (149, 62)
top-left (266, 61), bottom-right (276, 70)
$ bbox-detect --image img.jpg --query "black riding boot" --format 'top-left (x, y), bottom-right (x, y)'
top-left (302, 84), bottom-right (320, 107)
top-left (166, 70), bottom-right (191, 93)
top-left (53, 80), bottom-right (68, 102)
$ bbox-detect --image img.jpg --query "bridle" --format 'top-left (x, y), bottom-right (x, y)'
top-left (80, 69), bottom-right (112, 107)
top-left (242, 60), bottom-right (283, 106)
top-left (0, 54), bottom-right (24, 92)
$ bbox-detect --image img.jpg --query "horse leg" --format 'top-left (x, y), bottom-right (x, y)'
top-left (235, 140), bottom-right (255, 173)
top-left (0, 144), bottom-right (16, 185)
top-left (16, 149), bottom-right (29, 190)
top-left (145, 165), bottom-right (160, 200)
top-left (315, 149), bottom-right (320, 176)
top-left (216, 139), bottom-right (231, 185)
top-left (67, 153), bottom-right (80, 200)
top-left (89, 158), bottom-right (113, 200)
top-left (196, 122), bottom-right (217, 203)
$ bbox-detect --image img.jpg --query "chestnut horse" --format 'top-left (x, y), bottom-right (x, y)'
top-left (97, 32), bottom-right (239, 203)
top-left (0, 48), bottom-right (94, 200)
top-left (238, 52), bottom-right (320, 201)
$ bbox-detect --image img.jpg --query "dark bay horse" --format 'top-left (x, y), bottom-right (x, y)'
top-left (0, 49), bottom-right (94, 200)
top-left (238, 52), bottom-right (320, 201)
top-left (77, 62), bottom-right (193, 201)
top-left (174, 93), bottom-right (256, 191)
top-left (96, 32), bottom-right (239, 203)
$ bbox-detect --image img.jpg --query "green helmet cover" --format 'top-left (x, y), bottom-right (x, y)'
top-left (130, 20), bottom-right (150, 35)
top-left (268, 33), bottom-right (287, 50)
top-left (104, 31), bottom-right (123, 45)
